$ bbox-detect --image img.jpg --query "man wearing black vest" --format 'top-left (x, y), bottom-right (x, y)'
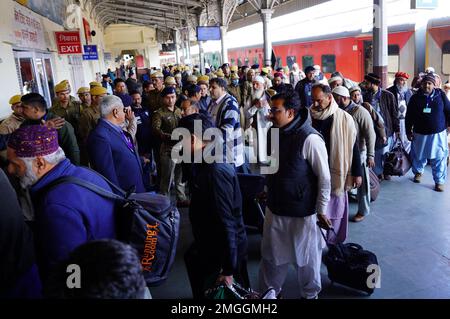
top-left (259, 92), bottom-right (331, 299)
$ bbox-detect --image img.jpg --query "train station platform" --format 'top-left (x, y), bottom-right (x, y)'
top-left (152, 165), bottom-right (450, 299)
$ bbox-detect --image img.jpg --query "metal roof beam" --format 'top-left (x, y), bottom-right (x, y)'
top-left (109, 0), bottom-right (197, 15)
top-left (98, 2), bottom-right (187, 21)
top-left (100, 9), bottom-right (184, 27)
top-left (100, 13), bottom-right (178, 29)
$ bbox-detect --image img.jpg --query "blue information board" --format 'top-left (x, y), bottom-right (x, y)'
top-left (83, 45), bottom-right (98, 60)
top-left (196, 26), bottom-right (221, 41)
top-left (411, 0), bottom-right (438, 9)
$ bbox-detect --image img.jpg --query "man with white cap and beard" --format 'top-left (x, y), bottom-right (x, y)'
top-left (243, 75), bottom-right (273, 167)
top-left (333, 86), bottom-right (376, 223)
top-left (387, 72), bottom-right (414, 153)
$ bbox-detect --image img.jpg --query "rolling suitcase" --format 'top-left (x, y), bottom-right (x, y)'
top-left (320, 228), bottom-right (379, 295)
top-left (237, 173), bottom-right (266, 233)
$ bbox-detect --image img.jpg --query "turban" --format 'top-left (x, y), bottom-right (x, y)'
top-left (349, 86), bottom-right (362, 94)
top-left (8, 125), bottom-right (59, 158)
top-left (328, 76), bottom-right (343, 84)
top-left (261, 67), bottom-right (270, 75)
top-left (273, 72), bottom-right (284, 78)
top-left (251, 64), bottom-right (260, 70)
top-left (395, 72), bottom-right (410, 80)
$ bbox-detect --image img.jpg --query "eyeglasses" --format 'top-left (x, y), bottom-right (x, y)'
top-left (269, 107), bottom-right (284, 114)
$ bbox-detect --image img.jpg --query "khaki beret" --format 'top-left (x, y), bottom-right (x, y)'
top-left (90, 86), bottom-right (107, 96)
top-left (187, 75), bottom-right (198, 83)
top-left (151, 72), bottom-right (164, 79)
top-left (77, 87), bottom-right (90, 94)
top-left (9, 95), bottom-right (22, 105)
top-left (197, 75), bottom-right (210, 84)
top-left (164, 76), bottom-right (176, 86)
top-left (89, 81), bottom-right (102, 88)
top-left (231, 65), bottom-right (238, 72)
top-left (55, 81), bottom-right (70, 93)
top-left (215, 69), bottom-right (224, 78)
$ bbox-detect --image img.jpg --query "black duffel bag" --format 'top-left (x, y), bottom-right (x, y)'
top-left (42, 175), bottom-right (180, 287)
top-left (320, 228), bottom-right (379, 295)
top-left (383, 138), bottom-right (411, 176)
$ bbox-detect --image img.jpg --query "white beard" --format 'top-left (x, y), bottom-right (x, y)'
top-left (20, 159), bottom-right (39, 188)
top-left (252, 88), bottom-right (264, 100)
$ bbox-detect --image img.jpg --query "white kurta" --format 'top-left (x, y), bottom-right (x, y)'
top-left (261, 134), bottom-right (331, 267)
top-left (244, 95), bottom-right (273, 163)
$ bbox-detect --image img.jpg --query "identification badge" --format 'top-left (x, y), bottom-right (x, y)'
top-left (423, 108), bottom-right (431, 114)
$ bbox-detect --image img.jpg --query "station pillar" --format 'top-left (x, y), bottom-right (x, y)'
top-left (260, 8), bottom-right (274, 67)
top-left (373, 0), bottom-right (388, 88)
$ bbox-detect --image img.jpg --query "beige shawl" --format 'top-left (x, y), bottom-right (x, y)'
top-left (310, 99), bottom-right (357, 196)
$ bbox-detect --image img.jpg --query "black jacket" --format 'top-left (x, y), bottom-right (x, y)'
top-left (294, 78), bottom-right (315, 108)
top-left (267, 108), bottom-right (320, 217)
top-left (189, 162), bottom-right (247, 276)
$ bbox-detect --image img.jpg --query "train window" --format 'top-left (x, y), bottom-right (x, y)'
top-left (253, 57), bottom-right (259, 65)
top-left (388, 45), bottom-right (400, 73)
top-left (443, 41), bottom-right (450, 75)
top-left (231, 58), bottom-right (235, 65)
top-left (321, 55), bottom-right (336, 74)
top-left (302, 56), bottom-right (314, 69)
top-left (286, 56), bottom-right (297, 70)
top-left (237, 58), bottom-right (242, 67)
top-left (244, 57), bottom-right (249, 65)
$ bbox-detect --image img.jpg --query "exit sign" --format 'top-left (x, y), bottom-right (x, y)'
top-left (55, 31), bottom-right (82, 55)
top-left (411, 0), bottom-right (438, 9)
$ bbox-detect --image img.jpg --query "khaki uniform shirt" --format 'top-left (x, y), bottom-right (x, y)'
top-left (228, 85), bottom-right (242, 106)
top-left (147, 88), bottom-right (165, 113)
top-left (79, 104), bottom-right (101, 143)
top-left (0, 113), bottom-right (24, 134)
top-left (152, 106), bottom-right (182, 149)
top-left (50, 98), bottom-right (82, 135)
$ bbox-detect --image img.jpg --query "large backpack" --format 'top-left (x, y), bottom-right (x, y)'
top-left (42, 174), bottom-right (180, 287)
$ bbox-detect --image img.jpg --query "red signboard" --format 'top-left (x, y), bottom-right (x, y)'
top-left (55, 31), bottom-right (82, 54)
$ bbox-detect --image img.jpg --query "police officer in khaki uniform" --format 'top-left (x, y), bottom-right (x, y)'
top-left (151, 86), bottom-right (188, 207)
top-left (148, 71), bottom-right (165, 113)
top-left (77, 87), bottom-right (91, 112)
top-left (228, 73), bottom-right (242, 107)
top-left (51, 81), bottom-right (82, 137)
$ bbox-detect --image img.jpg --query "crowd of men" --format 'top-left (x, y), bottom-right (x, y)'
top-left (1, 61), bottom-right (449, 299)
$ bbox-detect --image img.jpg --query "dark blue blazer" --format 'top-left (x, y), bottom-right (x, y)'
top-left (87, 119), bottom-right (146, 193)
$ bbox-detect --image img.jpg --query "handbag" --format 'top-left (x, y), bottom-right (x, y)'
top-left (383, 138), bottom-right (411, 176)
top-left (41, 174), bottom-right (180, 287)
top-left (369, 168), bottom-right (380, 202)
top-left (205, 282), bottom-right (277, 299)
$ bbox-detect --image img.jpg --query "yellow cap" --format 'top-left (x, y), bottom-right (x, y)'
top-left (216, 69), bottom-right (224, 78)
top-left (89, 81), bottom-right (102, 88)
top-left (164, 76), bottom-right (176, 86)
top-left (197, 75), bottom-right (209, 84)
top-left (231, 65), bottom-right (238, 72)
top-left (55, 81), bottom-right (70, 93)
top-left (261, 67), bottom-right (270, 74)
top-left (90, 86), bottom-right (107, 96)
top-left (9, 95), bottom-right (22, 105)
top-left (77, 87), bottom-right (90, 94)
top-left (151, 71), bottom-right (164, 79)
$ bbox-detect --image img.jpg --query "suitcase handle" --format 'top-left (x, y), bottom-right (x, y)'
top-left (317, 223), bottom-right (348, 263)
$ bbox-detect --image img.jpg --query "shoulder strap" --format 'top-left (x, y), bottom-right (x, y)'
top-left (41, 175), bottom-right (125, 202)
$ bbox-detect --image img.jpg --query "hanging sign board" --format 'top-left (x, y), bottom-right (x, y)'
top-left (411, 0), bottom-right (438, 9)
top-left (55, 31), bottom-right (82, 54)
top-left (82, 45), bottom-right (98, 60)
